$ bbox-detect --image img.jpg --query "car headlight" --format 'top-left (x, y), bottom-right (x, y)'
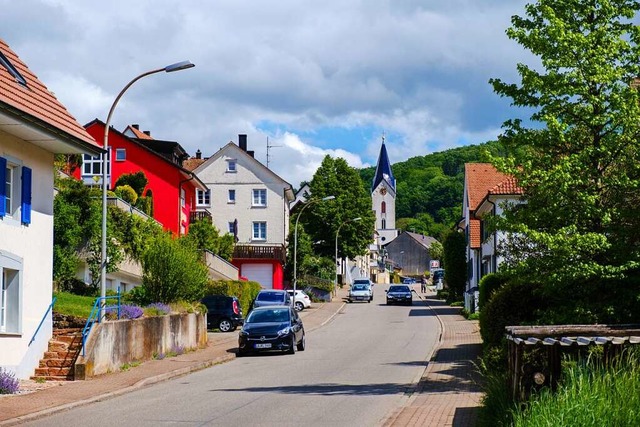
top-left (239, 330), bottom-right (249, 337)
top-left (277, 326), bottom-right (291, 336)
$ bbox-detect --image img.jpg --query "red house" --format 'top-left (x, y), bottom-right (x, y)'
top-left (75, 120), bottom-right (207, 235)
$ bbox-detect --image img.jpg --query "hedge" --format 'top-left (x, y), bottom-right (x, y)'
top-left (204, 280), bottom-right (262, 315)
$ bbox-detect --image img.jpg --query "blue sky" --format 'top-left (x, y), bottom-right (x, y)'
top-left (0, 0), bottom-right (531, 188)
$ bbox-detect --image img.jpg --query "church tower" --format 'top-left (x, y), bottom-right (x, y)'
top-left (371, 135), bottom-right (399, 244)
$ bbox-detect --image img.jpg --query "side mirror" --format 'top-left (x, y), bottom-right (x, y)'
top-left (385, 289), bottom-right (388, 293)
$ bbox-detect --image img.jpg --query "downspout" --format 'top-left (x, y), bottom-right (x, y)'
top-left (178, 174), bottom-right (196, 236)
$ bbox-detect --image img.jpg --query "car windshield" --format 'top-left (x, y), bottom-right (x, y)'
top-left (256, 292), bottom-right (285, 302)
top-left (352, 285), bottom-right (367, 291)
top-left (247, 309), bottom-right (290, 323)
top-left (354, 280), bottom-right (370, 285)
top-left (389, 286), bottom-right (410, 292)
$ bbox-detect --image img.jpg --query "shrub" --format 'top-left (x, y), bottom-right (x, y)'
top-left (144, 302), bottom-right (171, 316)
top-left (114, 185), bottom-right (138, 205)
top-left (123, 286), bottom-right (150, 306)
top-left (105, 304), bottom-right (143, 320)
top-left (204, 280), bottom-right (262, 315)
top-left (0, 368), bottom-right (20, 394)
top-left (478, 273), bottom-right (507, 310)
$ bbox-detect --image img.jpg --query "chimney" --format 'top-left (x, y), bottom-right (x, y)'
top-left (247, 150), bottom-right (255, 158)
top-left (132, 124), bottom-right (139, 130)
top-left (143, 130), bottom-right (151, 136)
top-left (195, 149), bottom-right (202, 159)
top-left (239, 134), bottom-right (247, 151)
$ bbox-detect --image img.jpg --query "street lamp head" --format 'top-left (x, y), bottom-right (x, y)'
top-left (164, 60), bottom-right (195, 72)
top-left (353, 217), bottom-right (362, 222)
top-left (322, 195), bottom-right (336, 201)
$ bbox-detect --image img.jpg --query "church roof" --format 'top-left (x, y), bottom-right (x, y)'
top-left (371, 138), bottom-right (395, 192)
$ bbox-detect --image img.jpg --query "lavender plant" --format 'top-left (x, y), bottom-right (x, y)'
top-left (144, 302), bottom-right (171, 316)
top-left (105, 304), bottom-right (143, 320)
top-left (0, 368), bottom-right (20, 394)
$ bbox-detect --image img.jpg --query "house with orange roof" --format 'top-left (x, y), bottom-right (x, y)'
top-left (0, 38), bottom-right (103, 378)
top-left (461, 163), bottom-right (522, 312)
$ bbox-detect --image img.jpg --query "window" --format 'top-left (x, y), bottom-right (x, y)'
top-left (115, 149), bottom-right (126, 161)
top-left (226, 159), bottom-right (237, 172)
top-left (180, 188), bottom-right (186, 208)
top-left (0, 252), bottom-right (22, 334)
top-left (0, 51), bottom-right (27, 87)
top-left (228, 189), bottom-right (236, 203)
top-left (228, 221), bottom-right (236, 234)
top-left (381, 218), bottom-right (386, 229)
top-left (252, 189), bottom-right (267, 207)
top-left (0, 156), bottom-right (31, 224)
top-left (82, 151), bottom-right (110, 180)
top-left (196, 189), bottom-right (210, 206)
top-left (381, 201), bottom-right (386, 214)
top-left (252, 221), bottom-right (267, 240)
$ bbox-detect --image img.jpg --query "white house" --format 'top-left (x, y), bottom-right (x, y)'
top-left (187, 135), bottom-right (294, 289)
top-left (461, 163), bottom-right (522, 312)
top-left (0, 39), bottom-right (102, 378)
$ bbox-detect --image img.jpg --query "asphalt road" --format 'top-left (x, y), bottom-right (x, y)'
top-left (25, 286), bottom-right (440, 427)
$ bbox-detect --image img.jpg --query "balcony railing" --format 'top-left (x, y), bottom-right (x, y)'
top-left (233, 244), bottom-right (286, 264)
top-left (190, 209), bottom-right (212, 224)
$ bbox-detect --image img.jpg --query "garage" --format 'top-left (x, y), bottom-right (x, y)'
top-left (241, 263), bottom-right (273, 289)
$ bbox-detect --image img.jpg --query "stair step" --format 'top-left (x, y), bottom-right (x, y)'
top-left (54, 335), bottom-right (83, 345)
top-left (53, 328), bottom-right (83, 336)
top-left (39, 358), bottom-right (76, 368)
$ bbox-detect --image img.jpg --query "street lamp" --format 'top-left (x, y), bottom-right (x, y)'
top-left (335, 217), bottom-right (361, 296)
top-left (293, 195), bottom-right (335, 308)
top-left (100, 61), bottom-right (195, 319)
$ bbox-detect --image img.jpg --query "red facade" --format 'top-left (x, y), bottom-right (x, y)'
top-left (76, 120), bottom-right (203, 235)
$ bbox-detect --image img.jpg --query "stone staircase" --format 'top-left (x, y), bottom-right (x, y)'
top-left (32, 313), bottom-right (86, 381)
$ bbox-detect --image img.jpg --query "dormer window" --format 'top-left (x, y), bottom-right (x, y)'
top-left (226, 159), bottom-right (237, 172)
top-left (0, 51), bottom-right (27, 87)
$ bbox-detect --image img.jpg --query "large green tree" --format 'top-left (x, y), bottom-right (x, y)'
top-left (491, 1), bottom-right (640, 295)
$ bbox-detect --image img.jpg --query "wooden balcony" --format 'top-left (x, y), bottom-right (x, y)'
top-left (190, 209), bottom-right (212, 224)
top-left (233, 244), bottom-right (286, 264)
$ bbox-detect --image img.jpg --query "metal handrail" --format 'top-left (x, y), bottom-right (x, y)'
top-left (29, 297), bottom-right (57, 346)
top-left (81, 293), bottom-right (121, 357)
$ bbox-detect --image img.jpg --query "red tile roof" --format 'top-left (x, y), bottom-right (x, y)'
top-left (489, 176), bottom-right (522, 196)
top-left (469, 219), bottom-right (481, 249)
top-left (183, 157), bottom-right (206, 171)
top-left (465, 163), bottom-right (517, 211)
top-left (125, 125), bottom-right (154, 140)
top-left (0, 38), bottom-right (98, 149)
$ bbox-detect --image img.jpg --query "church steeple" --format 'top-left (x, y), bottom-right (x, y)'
top-left (371, 134), bottom-right (395, 192)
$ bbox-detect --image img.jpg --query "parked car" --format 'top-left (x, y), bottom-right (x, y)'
top-left (432, 268), bottom-right (445, 283)
top-left (353, 278), bottom-right (374, 298)
top-left (201, 295), bottom-right (244, 332)
top-left (237, 306), bottom-right (305, 356)
top-left (253, 289), bottom-right (291, 309)
top-left (348, 282), bottom-right (372, 303)
top-left (386, 285), bottom-right (413, 305)
top-left (286, 289), bottom-right (311, 311)
top-left (402, 277), bottom-right (416, 285)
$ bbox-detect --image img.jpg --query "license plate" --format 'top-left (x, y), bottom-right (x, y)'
top-left (255, 343), bottom-right (271, 349)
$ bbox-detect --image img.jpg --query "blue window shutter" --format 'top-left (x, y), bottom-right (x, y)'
top-left (0, 157), bottom-right (6, 217)
top-left (21, 166), bottom-right (32, 224)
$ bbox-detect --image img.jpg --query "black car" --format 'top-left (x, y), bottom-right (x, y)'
top-left (237, 306), bottom-right (305, 356)
top-left (386, 285), bottom-right (413, 305)
top-left (201, 295), bottom-right (244, 332)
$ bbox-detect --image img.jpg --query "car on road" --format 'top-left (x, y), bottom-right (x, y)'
top-left (348, 282), bottom-right (372, 303)
top-left (253, 289), bottom-right (291, 309)
top-left (286, 289), bottom-right (312, 311)
top-left (237, 306), bottom-right (305, 356)
top-left (402, 278), bottom-right (416, 285)
top-left (386, 285), bottom-right (413, 305)
top-left (353, 278), bottom-right (374, 298)
top-left (201, 295), bottom-right (244, 332)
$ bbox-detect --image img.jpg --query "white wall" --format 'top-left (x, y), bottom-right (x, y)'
top-left (0, 132), bottom-right (55, 378)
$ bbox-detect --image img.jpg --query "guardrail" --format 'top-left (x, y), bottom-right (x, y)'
top-left (81, 293), bottom-right (121, 357)
top-left (29, 297), bottom-right (57, 346)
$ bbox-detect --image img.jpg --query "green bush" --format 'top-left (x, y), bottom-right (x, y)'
top-left (479, 281), bottom-right (543, 350)
top-left (478, 273), bottom-right (507, 310)
top-left (298, 275), bottom-right (333, 293)
top-left (204, 280), bottom-right (262, 315)
top-left (114, 185), bottom-right (138, 205)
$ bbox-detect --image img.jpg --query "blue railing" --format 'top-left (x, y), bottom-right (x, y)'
top-left (81, 292), bottom-right (121, 357)
top-left (29, 297), bottom-right (57, 346)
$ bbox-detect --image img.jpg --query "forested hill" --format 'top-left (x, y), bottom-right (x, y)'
top-left (359, 141), bottom-right (503, 240)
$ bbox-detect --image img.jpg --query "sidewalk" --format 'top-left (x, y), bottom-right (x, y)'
top-left (0, 287), bottom-right (484, 427)
top-left (383, 294), bottom-right (484, 427)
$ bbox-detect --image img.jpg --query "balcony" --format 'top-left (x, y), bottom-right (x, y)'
top-left (190, 209), bottom-right (212, 224)
top-left (233, 244), bottom-right (286, 264)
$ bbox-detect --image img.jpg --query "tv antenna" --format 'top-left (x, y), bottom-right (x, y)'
top-left (266, 137), bottom-right (281, 169)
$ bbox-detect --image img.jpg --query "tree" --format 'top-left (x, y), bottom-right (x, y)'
top-left (429, 241), bottom-right (444, 263)
top-left (442, 230), bottom-right (466, 302)
top-left (306, 156), bottom-right (376, 259)
top-left (183, 219), bottom-right (235, 261)
top-left (490, 0), bottom-right (640, 292)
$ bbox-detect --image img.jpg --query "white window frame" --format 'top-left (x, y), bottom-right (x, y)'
top-left (82, 150), bottom-right (110, 181)
top-left (226, 159), bottom-right (237, 172)
top-left (252, 221), bottom-right (267, 241)
top-left (4, 162), bottom-right (13, 217)
top-left (228, 189), bottom-right (236, 204)
top-left (115, 148), bottom-right (126, 161)
top-left (252, 189), bottom-right (267, 207)
top-left (196, 189), bottom-right (210, 207)
top-left (180, 188), bottom-right (186, 208)
top-left (0, 252), bottom-right (22, 335)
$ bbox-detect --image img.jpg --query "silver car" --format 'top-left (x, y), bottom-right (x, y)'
top-left (348, 283), bottom-right (372, 303)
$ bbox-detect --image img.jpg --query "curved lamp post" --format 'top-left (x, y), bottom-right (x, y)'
top-left (100, 61), bottom-right (195, 319)
top-left (293, 195), bottom-right (335, 308)
top-left (335, 217), bottom-right (361, 295)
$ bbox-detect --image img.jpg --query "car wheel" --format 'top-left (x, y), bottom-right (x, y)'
top-left (218, 318), bottom-right (234, 332)
top-left (368, 298), bottom-right (371, 303)
top-left (348, 299), bottom-right (352, 303)
top-left (295, 301), bottom-right (304, 312)
top-left (297, 334), bottom-right (306, 351)
top-left (288, 337), bottom-right (296, 354)
top-left (386, 299), bottom-right (391, 305)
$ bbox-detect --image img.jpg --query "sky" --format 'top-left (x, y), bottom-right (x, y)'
top-left (1, 0), bottom-right (532, 189)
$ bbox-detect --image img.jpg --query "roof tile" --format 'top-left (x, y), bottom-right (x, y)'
top-left (465, 163), bottom-right (519, 211)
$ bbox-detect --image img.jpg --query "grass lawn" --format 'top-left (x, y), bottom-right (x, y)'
top-left (53, 291), bottom-right (97, 319)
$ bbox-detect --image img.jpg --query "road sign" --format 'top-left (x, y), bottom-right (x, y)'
top-left (430, 260), bottom-right (440, 270)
